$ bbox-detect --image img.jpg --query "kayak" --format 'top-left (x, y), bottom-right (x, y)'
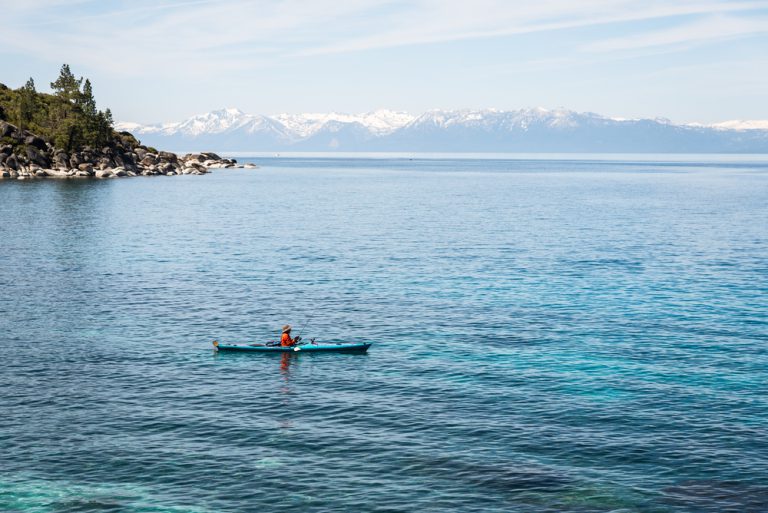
top-left (213, 340), bottom-right (371, 353)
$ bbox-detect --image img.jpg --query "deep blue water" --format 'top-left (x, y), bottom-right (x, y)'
top-left (1, 156), bottom-right (767, 512)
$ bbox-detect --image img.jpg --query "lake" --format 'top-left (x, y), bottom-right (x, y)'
top-left (1, 155), bottom-right (767, 512)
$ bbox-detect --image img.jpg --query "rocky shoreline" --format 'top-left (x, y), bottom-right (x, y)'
top-left (0, 120), bottom-right (256, 180)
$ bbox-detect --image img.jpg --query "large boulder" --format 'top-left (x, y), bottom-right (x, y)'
top-left (141, 154), bottom-right (158, 166)
top-left (184, 153), bottom-right (204, 163)
top-left (118, 152), bottom-right (136, 166)
top-left (158, 151), bottom-right (177, 163)
top-left (5, 154), bottom-right (19, 170)
top-left (24, 135), bottom-right (47, 151)
top-left (53, 153), bottom-right (69, 169)
top-left (45, 168), bottom-right (70, 178)
top-left (0, 121), bottom-right (14, 138)
top-left (26, 145), bottom-right (51, 168)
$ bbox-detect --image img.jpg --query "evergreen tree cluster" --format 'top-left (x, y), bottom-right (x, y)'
top-left (0, 64), bottom-right (114, 151)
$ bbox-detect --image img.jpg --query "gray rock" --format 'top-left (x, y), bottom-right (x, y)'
top-left (53, 153), bottom-right (69, 169)
top-left (0, 121), bottom-right (15, 137)
top-left (97, 157), bottom-right (113, 170)
top-left (5, 154), bottom-right (19, 170)
top-left (141, 154), bottom-right (158, 166)
top-left (24, 135), bottom-right (47, 150)
top-left (45, 169), bottom-right (69, 178)
top-left (158, 151), bottom-right (177, 163)
top-left (26, 145), bottom-right (51, 168)
top-left (78, 163), bottom-right (94, 173)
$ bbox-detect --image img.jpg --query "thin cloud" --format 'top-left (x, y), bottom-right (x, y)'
top-left (1, 0), bottom-right (766, 77)
top-left (584, 15), bottom-right (768, 52)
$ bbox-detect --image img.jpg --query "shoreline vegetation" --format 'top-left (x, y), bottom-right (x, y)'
top-left (0, 65), bottom-right (255, 180)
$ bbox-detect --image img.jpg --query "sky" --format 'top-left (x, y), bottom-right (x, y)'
top-left (1, 0), bottom-right (767, 124)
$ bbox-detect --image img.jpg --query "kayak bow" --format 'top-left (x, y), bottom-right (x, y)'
top-left (212, 340), bottom-right (371, 353)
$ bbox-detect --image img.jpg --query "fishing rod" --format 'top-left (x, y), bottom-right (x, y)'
top-left (296, 312), bottom-right (317, 344)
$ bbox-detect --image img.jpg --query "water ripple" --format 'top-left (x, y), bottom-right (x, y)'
top-left (1, 158), bottom-right (767, 511)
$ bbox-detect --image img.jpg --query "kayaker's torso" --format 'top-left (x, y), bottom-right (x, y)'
top-left (281, 333), bottom-right (295, 347)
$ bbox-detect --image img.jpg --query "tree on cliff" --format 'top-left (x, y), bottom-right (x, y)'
top-left (0, 65), bottom-right (116, 151)
top-left (50, 64), bottom-right (83, 104)
top-left (16, 78), bottom-right (38, 131)
top-left (47, 65), bottom-right (114, 150)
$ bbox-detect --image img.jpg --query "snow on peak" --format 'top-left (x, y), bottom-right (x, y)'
top-left (174, 108), bottom-right (256, 135)
top-left (406, 108), bottom-right (587, 131)
top-left (707, 120), bottom-right (768, 130)
top-left (118, 107), bottom-right (768, 142)
top-left (273, 109), bottom-right (415, 137)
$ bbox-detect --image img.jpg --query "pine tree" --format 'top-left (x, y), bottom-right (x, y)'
top-left (81, 79), bottom-right (99, 145)
top-left (16, 77), bottom-right (38, 131)
top-left (0, 65), bottom-right (117, 151)
top-left (95, 108), bottom-right (114, 147)
top-left (80, 79), bottom-right (97, 116)
top-left (50, 64), bottom-right (82, 103)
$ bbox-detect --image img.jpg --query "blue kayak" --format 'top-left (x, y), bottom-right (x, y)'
top-left (213, 340), bottom-right (371, 353)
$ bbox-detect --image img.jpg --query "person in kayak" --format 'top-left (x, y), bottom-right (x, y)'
top-left (280, 325), bottom-right (301, 347)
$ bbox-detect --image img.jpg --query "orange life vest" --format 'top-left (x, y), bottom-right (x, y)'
top-left (281, 332), bottom-right (295, 347)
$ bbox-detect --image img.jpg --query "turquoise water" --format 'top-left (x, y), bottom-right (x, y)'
top-left (1, 156), bottom-right (767, 512)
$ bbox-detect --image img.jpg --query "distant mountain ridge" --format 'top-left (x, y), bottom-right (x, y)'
top-left (116, 108), bottom-right (768, 153)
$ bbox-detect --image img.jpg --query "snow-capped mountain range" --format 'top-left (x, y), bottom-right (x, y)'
top-left (116, 108), bottom-right (768, 153)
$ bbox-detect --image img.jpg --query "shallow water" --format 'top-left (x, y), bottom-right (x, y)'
top-left (1, 156), bottom-right (767, 512)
